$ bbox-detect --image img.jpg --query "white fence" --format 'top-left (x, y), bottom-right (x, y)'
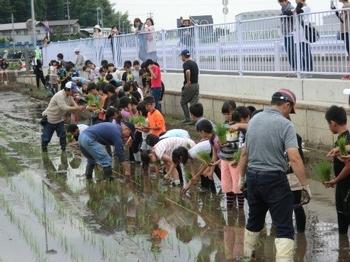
top-left (43, 8), bottom-right (350, 77)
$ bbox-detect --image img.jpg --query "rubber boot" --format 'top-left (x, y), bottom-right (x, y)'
top-left (85, 164), bottom-right (95, 179)
top-left (243, 229), bottom-right (260, 259)
top-left (275, 238), bottom-right (294, 262)
top-left (103, 166), bottom-right (113, 181)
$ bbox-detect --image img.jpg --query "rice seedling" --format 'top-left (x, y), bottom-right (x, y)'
top-left (196, 151), bottom-right (212, 164)
top-left (233, 149), bottom-right (242, 162)
top-left (129, 115), bottom-right (146, 126)
top-left (215, 123), bottom-right (228, 144)
top-left (86, 94), bottom-right (100, 108)
top-left (313, 161), bottom-right (332, 182)
top-left (337, 136), bottom-right (348, 156)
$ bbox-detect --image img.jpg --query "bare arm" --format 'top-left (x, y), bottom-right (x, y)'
top-left (287, 147), bottom-right (307, 186)
top-left (185, 70), bottom-right (191, 85)
top-left (238, 147), bottom-right (248, 179)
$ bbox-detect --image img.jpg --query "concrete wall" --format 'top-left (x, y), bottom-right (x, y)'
top-left (162, 73), bottom-right (346, 146)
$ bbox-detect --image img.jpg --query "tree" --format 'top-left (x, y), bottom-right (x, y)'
top-left (0, 0), bottom-right (13, 24)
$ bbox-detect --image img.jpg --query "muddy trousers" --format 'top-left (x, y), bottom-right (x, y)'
top-left (180, 83), bottom-right (199, 121)
top-left (41, 121), bottom-right (66, 151)
top-left (293, 190), bottom-right (306, 233)
top-left (35, 71), bottom-right (46, 88)
top-left (336, 183), bottom-right (350, 234)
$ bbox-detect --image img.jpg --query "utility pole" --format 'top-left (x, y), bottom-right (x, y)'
top-left (11, 13), bottom-right (15, 48)
top-left (96, 7), bottom-right (103, 28)
top-left (31, 0), bottom-right (37, 48)
top-left (147, 11), bottom-right (153, 19)
top-left (66, 0), bottom-right (71, 37)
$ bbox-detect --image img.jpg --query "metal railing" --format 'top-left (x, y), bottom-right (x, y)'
top-left (42, 8), bottom-right (350, 77)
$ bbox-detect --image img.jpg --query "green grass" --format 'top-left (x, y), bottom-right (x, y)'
top-left (215, 123), bottom-right (228, 144)
top-left (196, 151), bottom-right (212, 164)
top-left (233, 149), bottom-right (241, 162)
top-left (129, 115), bottom-right (146, 126)
top-left (337, 136), bottom-right (348, 156)
top-left (313, 161), bottom-right (332, 182)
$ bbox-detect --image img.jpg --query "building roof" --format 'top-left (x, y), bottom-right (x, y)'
top-left (46, 19), bottom-right (79, 26)
top-left (0, 19), bottom-right (79, 32)
top-left (236, 10), bottom-right (281, 21)
top-left (0, 22), bottom-right (33, 31)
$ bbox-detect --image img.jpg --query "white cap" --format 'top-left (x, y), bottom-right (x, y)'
top-left (94, 24), bottom-right (101, 31)
top-left (74, 48), bottom-right (80, 53)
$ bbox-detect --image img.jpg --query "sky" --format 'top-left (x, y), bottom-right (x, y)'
top-left (110, 0), bottom-right (333, 29)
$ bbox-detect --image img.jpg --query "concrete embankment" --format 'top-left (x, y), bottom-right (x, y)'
top-left (162, 73), bottom-right (349, 146)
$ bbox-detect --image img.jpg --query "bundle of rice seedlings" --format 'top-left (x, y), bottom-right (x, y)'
top-left (196, 151), bottom-right (212, 164)
top-left (86, 94), bottom-right (100, 108)
top-left (67, 133), bottom-right (74, 143)
top-left (129, 115), bottom-right (146, 126)
top-left (233, 149), bottom-right (241, 162)
top-left (337, 136), bottom-right (348, 156)
top-left (313, 161), bottom-right (332, 182)
top-left (215, 123), bottom-right (228, 144)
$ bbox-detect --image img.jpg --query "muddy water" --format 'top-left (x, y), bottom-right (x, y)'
top-left (0, 91), bottom-right (348, 262)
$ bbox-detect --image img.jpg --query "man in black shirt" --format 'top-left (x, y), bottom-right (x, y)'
top-left (180, 49), bottom-right (199, 123)
top-left (325, 105), bottom-right (350, 235)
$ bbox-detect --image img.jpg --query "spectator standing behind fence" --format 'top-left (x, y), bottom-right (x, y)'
top-left (134, 18), bottom-right (147, 62)
top-left (144, 18), bottom-right (157, 62)
top-left (179, 17), bottom-right (194, 54)
top-left (108, 25), bottom-right (122, 67)
top-left (334, 0), bottom-right (350, 79)
top-left (74, 48), bottom-right (85, 73)
top-left (294, 0), bottom-right (313, 73)
top-left (93, 25), bottom-right (104, 66)
top-left (179, 50), bottom-right (199, 123)
top-left (279, 0), bottom-right (296, 72)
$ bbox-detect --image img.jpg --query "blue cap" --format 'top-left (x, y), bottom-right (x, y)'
top-left (179, 49), bottom-right (191, 57)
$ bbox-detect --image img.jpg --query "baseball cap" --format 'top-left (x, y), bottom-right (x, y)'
top-left (271, 88), bottom-right (296, 114)
top-left (65, 81), bottom-right (79, 93)
top-left (74, 48), bottom-right (80, 53)
top-left (179, 49), bottom-right (191, 57)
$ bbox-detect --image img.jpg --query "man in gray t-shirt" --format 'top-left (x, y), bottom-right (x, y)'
top-left (239, 88), bottom-right (310, 262)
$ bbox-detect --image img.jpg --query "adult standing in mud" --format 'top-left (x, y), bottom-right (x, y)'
top-left (41, 81), bottom-right (85, 152)
top-left (239, 89), bottom-right (311, 261)
top-left (78, 122), bottom-right (132, 179)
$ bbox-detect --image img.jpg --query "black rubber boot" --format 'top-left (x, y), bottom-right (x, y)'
top-left (85, 164), bottom-right (95, 179)
top-left (41, 144), bottom-right (48, 152)
top-left (103, 166), bottom-right (113, 181)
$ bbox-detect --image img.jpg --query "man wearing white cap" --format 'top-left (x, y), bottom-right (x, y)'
top-left (74, 48), bottom-right (85, 72)
top-left (41, 81), bottom-right (85, 152)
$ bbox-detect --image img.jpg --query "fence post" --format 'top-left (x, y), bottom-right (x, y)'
top-left (295, 13), bottom-right (301, 78)
top-left (237, 20), bottom-right (243, 76)
top-left (161, 29), bottom-right (167, 71)
top-left (112, 36), bottom-right (117, 67)
top-left (194, 24), bottom-right (200, 67)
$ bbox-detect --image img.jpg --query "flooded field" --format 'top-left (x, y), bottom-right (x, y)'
top-left (0, 91), bottom-right (348, 262)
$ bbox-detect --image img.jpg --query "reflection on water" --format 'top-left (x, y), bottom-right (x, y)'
top-left (0, 91), bottom-right (349, 261)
